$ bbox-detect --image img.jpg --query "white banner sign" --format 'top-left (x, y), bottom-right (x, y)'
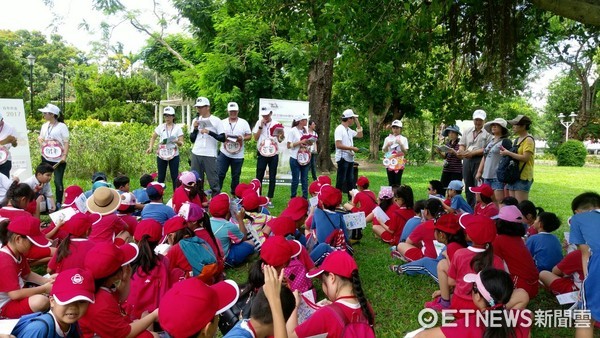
top-left (258, 98), bottom-right (310, 185)
top-left (0, 99), bottom-right (32, 181)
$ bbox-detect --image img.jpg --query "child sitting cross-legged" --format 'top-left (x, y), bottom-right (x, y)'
top-left (442, 180), bottom-right (473, 215)
top-left (525, 211), bottom-right (563, 272)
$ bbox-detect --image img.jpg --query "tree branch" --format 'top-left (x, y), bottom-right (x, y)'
top-left (531, 0), bottom-right (600, 26)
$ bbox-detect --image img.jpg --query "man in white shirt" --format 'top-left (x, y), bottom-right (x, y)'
top-left (334, 109), bottom-right (363, 199)
top-left (458, 109), bottom-right (492, 206)
top-left (217, 102), bottom-right (252, 195)
top-left (252, 105), bottom-right (285, 204)
top-left (190, 97), bottom-right (225, 196)
top-left (0, 113), bottom-right (18, 178)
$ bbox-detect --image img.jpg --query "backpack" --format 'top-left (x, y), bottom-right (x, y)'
top-left (125, 256), bottom-right (171, 320)
top-left (283, 257), bottom-right (313, 293)
top-left (179, 236), bottom-right (219, 282)
top-left (328, 303), bottom-right (375, 338)
top-left (11, 312), bottom-right (56, 337)
top-left (218, 284), bottom-right (255, 335)
top-left (496, 136), bottom-right (533, 184)
top-left (322, 211), bottom-right (354, 255)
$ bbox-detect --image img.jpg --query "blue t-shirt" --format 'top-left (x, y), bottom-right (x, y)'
top-left (223, 319), bottom-right (254, 337)
top-left (451, 195), bottom-right (473, 214)
top-left (570, 210), bottom-right (600, 252)
top-left (311, 208), bottom-right (349, 243)
top-left (132, 187), bottom-right (150, 204)
top-left (526, 232), bottom-right (563, 272)
top-left (140, 202), bottom-right (176, 225)
top-left (400, 216), bottom-right (422, 242)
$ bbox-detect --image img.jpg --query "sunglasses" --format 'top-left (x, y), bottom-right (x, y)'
top-left (163, 114), bottom-right (174, 117)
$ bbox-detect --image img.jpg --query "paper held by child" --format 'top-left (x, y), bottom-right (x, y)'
top-left (343, 212), bottom-right (366, 230)
top-left (272, 126), bottom-right (284, 136)
top-left (309, 196), bottom-right (318, 208)
top-left (74, 193), bottom-right (88, 213)
top-left (372, 206), bottom-right (390, 224)
top-left (49, 207), bottom-right (77, 225)
top-left (557, 291), bottom-right (579, 305)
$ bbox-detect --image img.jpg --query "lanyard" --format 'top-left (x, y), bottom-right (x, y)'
top-left (164, 124), bottom-right (173, 139)
top-left (47, 122), bottom-right (57, 139)
top-left (229, 119), bottom-right (238, 134)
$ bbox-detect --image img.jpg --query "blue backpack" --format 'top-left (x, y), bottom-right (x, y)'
top-left (179, 236), bottom-right (218, 278)
top-left (11, 312), bottom-right (56, 337)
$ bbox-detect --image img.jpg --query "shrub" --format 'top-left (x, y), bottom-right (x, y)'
top-left (556, 140), bottom-right (587, 167)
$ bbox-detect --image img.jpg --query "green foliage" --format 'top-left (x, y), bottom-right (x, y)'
top-left (542, 73), bottom-right (581, 154)
top-left (0, 42), bottom-right (26, 98)
top-left (556, 140), bottom-right (588, 167)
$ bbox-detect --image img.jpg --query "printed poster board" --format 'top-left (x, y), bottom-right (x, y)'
top-left (0, 99), bottom-right (32, 181)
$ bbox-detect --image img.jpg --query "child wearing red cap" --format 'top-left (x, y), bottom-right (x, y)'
top-left (79, 242), bottom-right (159, 338)
top-left (11, 268), bottom-right (96, 337)
top-left (417, 268), bottom-right (532, 338)
top-left (492, 205), bottom-right (539, 299)
top-left (47, 212), bottom-right (95, 273)
top-left (116, 192), bottom-right (140, 235)
top-left (274, 197), bottom-right (309, 245)
top-left (343, 176), bottom-right (377, 215)
top-left (372, 185), bottom-right (414, 244)
top-left (0, 216), bottom-right (54, 319)
top-left (470, 183), bottom-right (499, 218)
top-left (291, 251), bottom-right (375, 337)
top-left (239, 190), bottom-right (274, 250)
top-left (209, 193), bottom-right (255, 267)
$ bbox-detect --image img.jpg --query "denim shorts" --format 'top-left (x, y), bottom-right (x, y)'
top-left (506, 179), bottom-right (533, 192)
top-left (483, 178), bottom-right (505, 191)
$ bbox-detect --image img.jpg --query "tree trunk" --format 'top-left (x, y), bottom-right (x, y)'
top-left (308, 57), bottom-right (336, 172)
top-left (571, 73), bottom-right (597, 138)
top-left (531, 0), bottom-right (600, 27)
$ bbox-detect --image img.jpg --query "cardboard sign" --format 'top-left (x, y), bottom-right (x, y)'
top-left (0, 99), bottom-right (32, 181)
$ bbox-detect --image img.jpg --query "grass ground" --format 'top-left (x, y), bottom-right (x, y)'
top-left (56, 160), bottom-right (600, 337)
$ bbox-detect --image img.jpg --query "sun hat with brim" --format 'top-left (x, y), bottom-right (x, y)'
top-left (51, 268), bottom-right (95, 305)
top-left (61, 212), bottom-right (92, 238)
top-left (306, 251), bottom-right (358, 279)
top-left (118, 192), bottom-right (137, 211)
top-left (159, 278), bottom-right (240, 338)
top-left (434, 213), bottom-right (461, 235)
top-left (84, 242), bottom-right (139, 280)
top-left (483, 118), bottom-right (509, 135)
top-left (493, 205), bottom-right (524, 223)
top-left (267, 216), bottom-right (297, 237)
top-left (280, 197), bottom-right (309, 222)
top-left (8, 215), bottom-right (51, 247)
top-left (470, 184), bottom-right (494, 198)
top-left (260, 236), bottom-right (302, 267)
top-left (86, 187), bottom-right (121, 215)
top-left (459, 214), bottom-right (497, 245)
top-left (134, 219), bottom-right (163, 242)
top-left (38, 103), bottom-right (60, 116)
top-left (507, 115), bottom-right (532, 126)
top-left (442, 125), bottom-right (462, 137)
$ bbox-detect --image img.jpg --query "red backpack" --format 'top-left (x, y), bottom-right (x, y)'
top-left (328, 303), bottom-right (375, 338)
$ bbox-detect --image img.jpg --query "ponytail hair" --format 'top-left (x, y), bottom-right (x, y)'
top-left (130, 235), bottom-right (159, 275)
top-left (379, 197), bottom-right (394, 212)
top-left (2, 182), bottom-right (35, 207)
top-left (0, 218), bottom-right (13, 245)
top-left (199, 213), bottom-right (223, 258)
top-left (470, 242), bottom-right (495, 273)
top-left (479, 268), bottom-right (516, 338)
top-left (425, 198), bottom-right (444, 220)
top-left (55, 234), bottom-right (72, 264)
top-left (172, 227), bottom-right (194, 245)
top-left (349, 269), bottom-right (375, 327)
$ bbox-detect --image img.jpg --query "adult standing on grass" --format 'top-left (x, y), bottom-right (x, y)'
top-left (217, 102), bottom-right (252, 196)
top-left (253, 105), bottom-right (285, 207)
top-left (476, 118), bottom-right (512, 202)
top-left (288, 114), bottom-right (311, 199)
top-left (457, 109), bottom-right (491, 207)
top-left (0, 113), bottom-right (18, 178)
top-left (335, 109), bottom-right (363, 200)
top-left (190, 96), bottom-right (225, 196)
top-left (435, 125), bottom-right (462, 195)
top-left (500, 115), bottom-right (535, 202)
top-left (37, 103), bottom-right (69, 207)
top-left (382, 120), bottom-right (409, 186)
top-left (307, 119), bottom-right (319, 181)
top-left (146, 107), bottom-right (184, 191)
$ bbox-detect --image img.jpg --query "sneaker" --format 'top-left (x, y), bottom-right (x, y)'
top-left (424, 296), bottom-right (451, 311)
top-left (389, 265), bottom-right (403, 275)
top-left (390, 250), bottom-right (405, 260)
top-left (266, 201), bottom-right (274, 208)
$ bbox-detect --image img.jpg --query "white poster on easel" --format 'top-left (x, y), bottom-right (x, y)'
top-left (258, 98), bottom-right (310, 185)
top-left (0, 99), bottom-right (32, 181)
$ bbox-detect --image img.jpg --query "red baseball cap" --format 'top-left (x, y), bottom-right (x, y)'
top-left (356, 176), bottom-right (369, 188)
top-left (280, 197), bottom-right (309, 221)
top-left (494, 205), bottom-right (524, 223)
top-left (118, 192), bottom-right (137, 211)
top-left (434, 213), bottom-right (461, 235)
top-left (63, 185), bottom-right (84, 207)
top-left (459, 213), bottom-right (497, 245)
top-left (178, 202), bottom-right (205, 222)
top-left (84, 242), bottom-right (139, 279)
top-left (159, 278), bottom-right (240, 338)
top-left (307, 251), bottom-right (358, 279)
top-left (8, 215), bottom-right (50, 247)
top-left (269, 123), bottom-right (284, 137)
top-left (234, 183), bottom-right (253, 198)
top-left (162, 216), bottom-right (187, 243)
top-left (250, 178), bottom-right (261, 192)
top-left (61, 212), bottom-right (92, 238)
top-left (134, 219), bottom-right (162, 242)
top-left (317, 175), bottom-right (332, 186)
top-left (260, 236), bottom-right (302, 267)
top-left (51, 268), bottom-right (95, 305)
top-left (469, 184), bottom-right (494, 198)
top-left (209, 193), bottom-right (230, 218)
top-left (318, 184), bottom-right (342, 208)
top-left (267, 216), bottom-right (297, 236)
top-left (309, 181), bottom-right (322, 195)
top-left (241, 190), bottom-right (269, 211)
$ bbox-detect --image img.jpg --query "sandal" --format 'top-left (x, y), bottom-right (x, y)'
top-left (389, 265), bottom-right (403, 275)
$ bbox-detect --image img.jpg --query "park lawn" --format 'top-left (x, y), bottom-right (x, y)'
top-left (58, 160), bottom-right (600, 337)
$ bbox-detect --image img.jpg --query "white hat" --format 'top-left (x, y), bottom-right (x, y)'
top-left (227, 102), bottom-right (239, 111)
top-left (391, 120), bottom-right (403, 128)
top-left (259, 106), bottom-right (272, 116)
top-left (342, 109), bottom-right (358, 119)
top-left (483, 118), bottom-right (508, 135)
top-left (472, 109), bottom-right (486, 120)
top-left (38, 103), bottom-right (60, 116)
top-left (293, 114), bottom-right (310, 122)
top-left (194, 97), bottom-right (210, 107)
top-left (163, 107), bottom-right (175, 115)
